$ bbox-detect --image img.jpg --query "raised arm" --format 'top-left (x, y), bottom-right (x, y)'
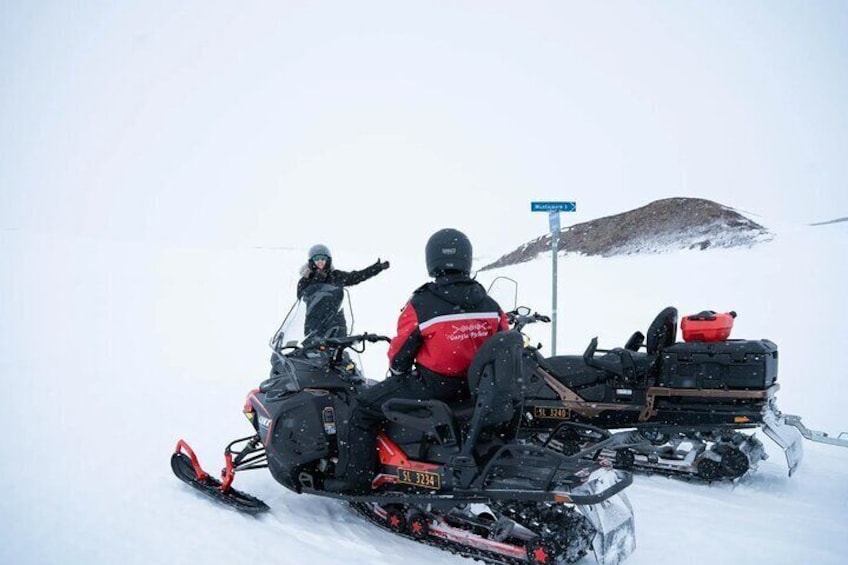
top-left (335, 259), bottom-right (389, 287)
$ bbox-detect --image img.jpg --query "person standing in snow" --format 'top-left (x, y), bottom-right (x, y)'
top-left (296, 244), bottom-right (389, 341)
top-left (325, 228), bottom-right (509, 493)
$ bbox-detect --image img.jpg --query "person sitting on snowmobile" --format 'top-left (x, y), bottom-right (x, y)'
top-left (297, 244), bottom-right (389, 341)
top-left (325, 228), bottom-right (510, 493)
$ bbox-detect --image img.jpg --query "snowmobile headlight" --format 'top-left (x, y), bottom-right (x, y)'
top-left (244, 388), bottom-right (260, 412)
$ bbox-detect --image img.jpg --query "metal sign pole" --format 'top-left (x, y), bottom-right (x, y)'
top-left (550, 213), bottom-right (559, 355)
top-left (531, 201), bottom-right (576, 355)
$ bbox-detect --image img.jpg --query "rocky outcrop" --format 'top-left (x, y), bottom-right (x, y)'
top-left (482, 198), bottom-right (771, 270)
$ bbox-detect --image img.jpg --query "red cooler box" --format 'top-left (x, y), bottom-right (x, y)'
top-left (681, 311), bottom-right (736, 343)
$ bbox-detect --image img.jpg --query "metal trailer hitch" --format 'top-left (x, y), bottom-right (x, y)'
top-left (783, 415), bottom-right (848, 448)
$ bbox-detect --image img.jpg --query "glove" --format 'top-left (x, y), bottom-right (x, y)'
top-left (377, 258), bottom-right (390, 270)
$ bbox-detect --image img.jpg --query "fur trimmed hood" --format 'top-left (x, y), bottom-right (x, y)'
top-left (300, 262), bottom-right (334, 277)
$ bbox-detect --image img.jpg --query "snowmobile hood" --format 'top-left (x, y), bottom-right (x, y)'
top-left (426, 274), bottom-right (488, 310)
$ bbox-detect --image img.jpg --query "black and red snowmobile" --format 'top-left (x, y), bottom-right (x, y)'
top-left (495, 296), bottom-right (807, 482)
top-left (171, 291), bottom-right (636, 565)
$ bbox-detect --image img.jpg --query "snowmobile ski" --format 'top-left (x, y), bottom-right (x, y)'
top-left (171, 440), bottom-right (269, 514)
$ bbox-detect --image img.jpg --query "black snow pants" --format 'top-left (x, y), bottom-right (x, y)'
top-left (338, 369), bottom-right (470, 488)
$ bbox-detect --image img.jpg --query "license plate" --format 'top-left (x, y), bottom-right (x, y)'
top-left (398, 467), bottom-right (441, 490)
top-left (534, 406), bottom-right (570, 420)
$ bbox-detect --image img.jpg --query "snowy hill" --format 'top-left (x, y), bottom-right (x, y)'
top-left (483, 198), bottom-right (771, 270)
top-left (2, 224), bottom-right (847, 565)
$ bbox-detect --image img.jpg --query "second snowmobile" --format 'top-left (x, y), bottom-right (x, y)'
top-left (501, 303), bottom-right (804, 482)
top-left (171, 292), bottom-right (636, 565)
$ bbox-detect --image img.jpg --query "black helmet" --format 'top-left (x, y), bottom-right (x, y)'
top-left (425, 228), bottom-right (472, 277)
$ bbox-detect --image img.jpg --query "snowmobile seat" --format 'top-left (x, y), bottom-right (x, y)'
top-left (466, 331), bottom-right (527, 398)
top-left (459, 331), bottom-right (526, 460)
top-left (538, 338), bottom-right (656, 402)
top-left (646, 306), bottom-right (678, 355)
top-left (538, 355), bottom-right (612, 402)
top-left (584, 338), bottom-right (631, 379)
top-left (584, 338), bottom-right (656, 385)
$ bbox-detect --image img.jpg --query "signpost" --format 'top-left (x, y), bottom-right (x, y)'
top-left (531, 201), bottom-right (576, 355)
top-left (531, 201), bottom-right (577, 213)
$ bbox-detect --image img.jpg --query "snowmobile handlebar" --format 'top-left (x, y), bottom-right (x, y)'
top-left (314, 333), bottom-right (391, 348)
top-left (300, 333), bottom-right (392, 360)
top-left (507, 307), bottom-right (551, 331)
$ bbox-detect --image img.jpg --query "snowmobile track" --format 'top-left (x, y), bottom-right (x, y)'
top-left (349, 500), bottom-right (594, 565)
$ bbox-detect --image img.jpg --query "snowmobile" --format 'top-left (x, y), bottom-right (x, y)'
top-left (171, 291), bottom-right (637, 565)
top-left (498, 301), bottom-right (810, 482)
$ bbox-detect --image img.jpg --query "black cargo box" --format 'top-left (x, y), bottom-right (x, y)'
top-left (658, 339), bottom-right (778, 390)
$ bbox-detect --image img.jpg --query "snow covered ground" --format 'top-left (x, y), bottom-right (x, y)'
top-left (4, 2), bottom-right (847, 563)
top-left (1, 223), bottom-right (846, 565)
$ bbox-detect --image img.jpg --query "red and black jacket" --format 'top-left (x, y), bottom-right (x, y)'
top-left (388, 273), bottom-right (509, 379)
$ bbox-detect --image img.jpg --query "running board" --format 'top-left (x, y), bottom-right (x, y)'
top-left (783, 414), bottom-right (848, 448)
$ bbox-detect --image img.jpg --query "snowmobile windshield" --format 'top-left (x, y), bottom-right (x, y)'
top-left (272, 286), bottom-right (354, 349)
top-left (486, 276), bottom-right (518, 312)
top-left (266, 288), bottom-right (358, 393)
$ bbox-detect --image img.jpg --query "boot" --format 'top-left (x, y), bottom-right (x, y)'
top-left (325, 417), bottom-right (377, 494)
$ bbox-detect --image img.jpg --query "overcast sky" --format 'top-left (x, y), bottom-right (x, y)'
top-left (2, 1), bottom-right (847, 259)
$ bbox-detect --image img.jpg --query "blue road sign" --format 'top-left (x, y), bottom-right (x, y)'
top-left (531, 201), bottom-right (576, 213)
